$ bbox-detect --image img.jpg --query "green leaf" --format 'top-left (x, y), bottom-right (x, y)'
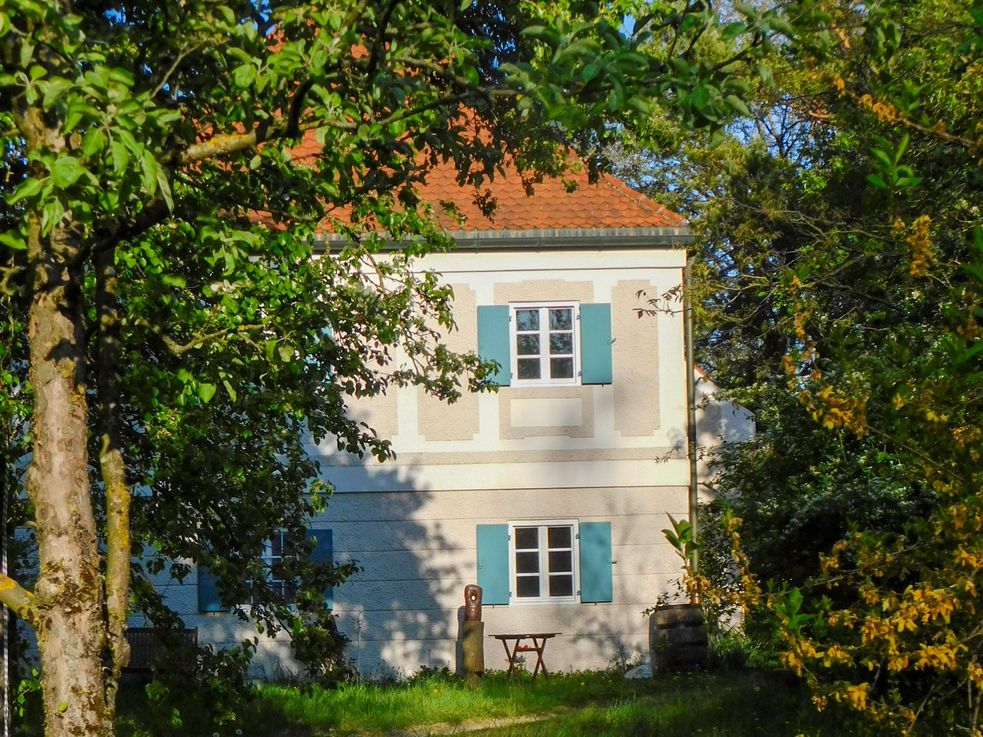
top-left (51, 156), bottom-right (86, 188)
top-left (0, 232), bottom-right (26, 250)
top-left (110, 139), bottom-right (130, 173)
top-left (7, 177), bottom-right (44, 204)
top-left (866, 173), bottom-right (888, 189)
top-left (197, 383), bottom-right (217, 403)
top-left (41, 199), bottom-right (65, 234)
top-left (232, 64), bottom-right (256, 89)
top-left (42, 78), bottom-right (72, 111)
top-left (82, 128), bottom-right (106, 158)
top-left (895, 132), bottom-right (910, 162)
top-left (141, 151), bottom-right (160, 197)
top-left (580, 62), bottom-right (601, 83)
top-left (278, 343), bottom-right (294, 362)
top-left (690, 84), bottom-right (710, 111)
top-left (156, 165), bottom-right (174, 211)
top-left (108, 67), bottom-right (135, 87)
top-left (726, 94), bottom-right (751, 117)
top-left (870, 148), bottom-right (892, 168)
top-left (764, 15), bottom-right (795, 36)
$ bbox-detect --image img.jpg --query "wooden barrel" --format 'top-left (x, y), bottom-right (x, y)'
top-left (650, 604), bottom-right (708, 671)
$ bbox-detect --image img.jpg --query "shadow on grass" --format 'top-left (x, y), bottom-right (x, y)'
top-left (236, 670), bottom-right (877, 737)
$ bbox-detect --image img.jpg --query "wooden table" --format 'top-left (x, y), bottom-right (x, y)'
top-left (491, 633), bottom-right (561, 680)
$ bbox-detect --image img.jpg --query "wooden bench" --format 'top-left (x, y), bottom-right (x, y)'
top-left (123, 627), bottom-right (199, 676)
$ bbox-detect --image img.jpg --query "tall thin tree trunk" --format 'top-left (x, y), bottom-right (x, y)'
top-left (96, 247), bottom-right (132, 723)
top-left (25, 225), bottom-right (110, 737)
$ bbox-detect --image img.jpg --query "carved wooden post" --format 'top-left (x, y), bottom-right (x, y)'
top-left (462, 584), bottom-right (484, 685)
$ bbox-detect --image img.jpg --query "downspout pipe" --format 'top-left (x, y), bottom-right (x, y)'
top-left (683, 255), bottom-right (700, 602)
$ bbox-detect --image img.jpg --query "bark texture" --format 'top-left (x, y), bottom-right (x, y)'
top-left (26, 229), bottom-right (110, 737)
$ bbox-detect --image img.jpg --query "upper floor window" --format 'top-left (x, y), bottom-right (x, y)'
top-left (511, 303), bottom-right (579, 385)
top-left (477, 302), bottom-right (613, 387)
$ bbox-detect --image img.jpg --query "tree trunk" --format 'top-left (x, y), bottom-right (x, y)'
top-left (25, 235), bottom-right (110, 737)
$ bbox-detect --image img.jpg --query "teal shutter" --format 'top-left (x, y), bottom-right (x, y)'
top-left (307, 528), bottom-right (334, 609)
top-left (579, 522), bottom-right (613, 603)
top-left (580, 303), bottom-right (613, 385)
top-left (476, 524), bottom-right (510, 604)
top-left (198, 566), bottom-right (227, 612)
top-left (477, 306), bottom-right (511, 386)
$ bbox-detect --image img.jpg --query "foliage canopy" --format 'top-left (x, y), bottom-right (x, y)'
top-left (624, 0), bottom-right (982, 732)
top-left (0, 1), bottom-right (769, 736)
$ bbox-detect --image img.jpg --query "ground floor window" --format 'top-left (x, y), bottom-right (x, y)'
top-left (249, 529), bottom-right (295, 603)
top-left (510, 521), bottom-right (578, 603)
top-left (476, 520), bottom-right (612, 605)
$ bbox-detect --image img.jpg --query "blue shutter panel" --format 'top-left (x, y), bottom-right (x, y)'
top-left (579, 522), bottom-right (613, 603)
top-left (580, 303), bottom-right (613, 385)
top-left (476, 524), bottom-right (510, 604)
top-left (477, 306), bottom-right (511, 386)
top-left (198, 566), bottom-right (226, 612)
top-left (307, 528), bottom-right (334, 609)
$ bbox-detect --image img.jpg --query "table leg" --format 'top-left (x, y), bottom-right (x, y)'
top-left (530, 637), bottom-right (549, 681)
top-left (501, 638), bottom-right (521, 677)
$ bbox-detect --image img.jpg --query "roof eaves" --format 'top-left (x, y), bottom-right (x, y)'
top-left (314, 226), bottom-right (693, 251)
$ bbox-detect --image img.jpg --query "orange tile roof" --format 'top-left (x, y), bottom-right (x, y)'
top-left (410, 156), bottom-right (686, 231)
top-left (279, 128), bottom-right (685, 234)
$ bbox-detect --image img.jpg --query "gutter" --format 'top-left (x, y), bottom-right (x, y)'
top-left (313, 226), bottom-right (693, 252)
top-left (683, 254), bottom-right (700, 601)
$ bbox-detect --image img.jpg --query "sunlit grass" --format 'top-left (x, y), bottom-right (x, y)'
top-left (241, 670), bottom-right (871, 737)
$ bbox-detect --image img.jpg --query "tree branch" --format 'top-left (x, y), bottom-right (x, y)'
top-left (366, 0), bottom-right (402, 82)
top-left (132, 318), bottom-right (268, 356)
top-left (0, 575), bottom-right (37, 626)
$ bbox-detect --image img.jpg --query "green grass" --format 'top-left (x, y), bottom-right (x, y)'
top-left (234, 670), bottom-right (872, 737)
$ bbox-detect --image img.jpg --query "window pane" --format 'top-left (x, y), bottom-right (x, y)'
top-left (517, 335), bottom-right (540, 356)
top-left (271, 533), bottom-right (285, 557)
top-left (550, 308), bottom-right (573, 330)
top-left (516, 576), bottom-right (540, 598)
top-left (550, 357), bottom-right (574, 378)
top-left (549, 333), bottom-right (573, 355)
top-left (515, 551), bottom-right (539, 574)
top-left (515, 309), bottom-right (539, 331)
top-left (515, 527), bottom-right (539, 549)
top-left (517, 359), bottom-right (541, 380)
top-left (549, 575), bottom-right (574, 597)
top-left (548, 526), bottom-right (572, 548)
top-left (548, 550), bottom-right (572, 573)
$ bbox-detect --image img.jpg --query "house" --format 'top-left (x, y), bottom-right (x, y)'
top-left (157, 151), bottom-right (754, 679)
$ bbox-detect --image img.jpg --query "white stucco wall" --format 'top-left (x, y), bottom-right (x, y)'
top-left (158, 484), bottom-right (690, 679)
top-left (150, 242), bottom-right (726, 679)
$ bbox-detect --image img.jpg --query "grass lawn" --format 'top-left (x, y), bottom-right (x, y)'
top-left (228, 670), bottom-right (873, 737)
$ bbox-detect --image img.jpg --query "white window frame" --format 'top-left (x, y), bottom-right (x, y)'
top-left (247, 529), bottom-right (295, 604)
top-left (508, 520), bottom-right (580, 604)
top-left (509, 302), bottom-right (580, 386)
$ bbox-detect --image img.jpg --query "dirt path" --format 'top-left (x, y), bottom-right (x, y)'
top-left (374, 710), bottom-right (566, 736)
